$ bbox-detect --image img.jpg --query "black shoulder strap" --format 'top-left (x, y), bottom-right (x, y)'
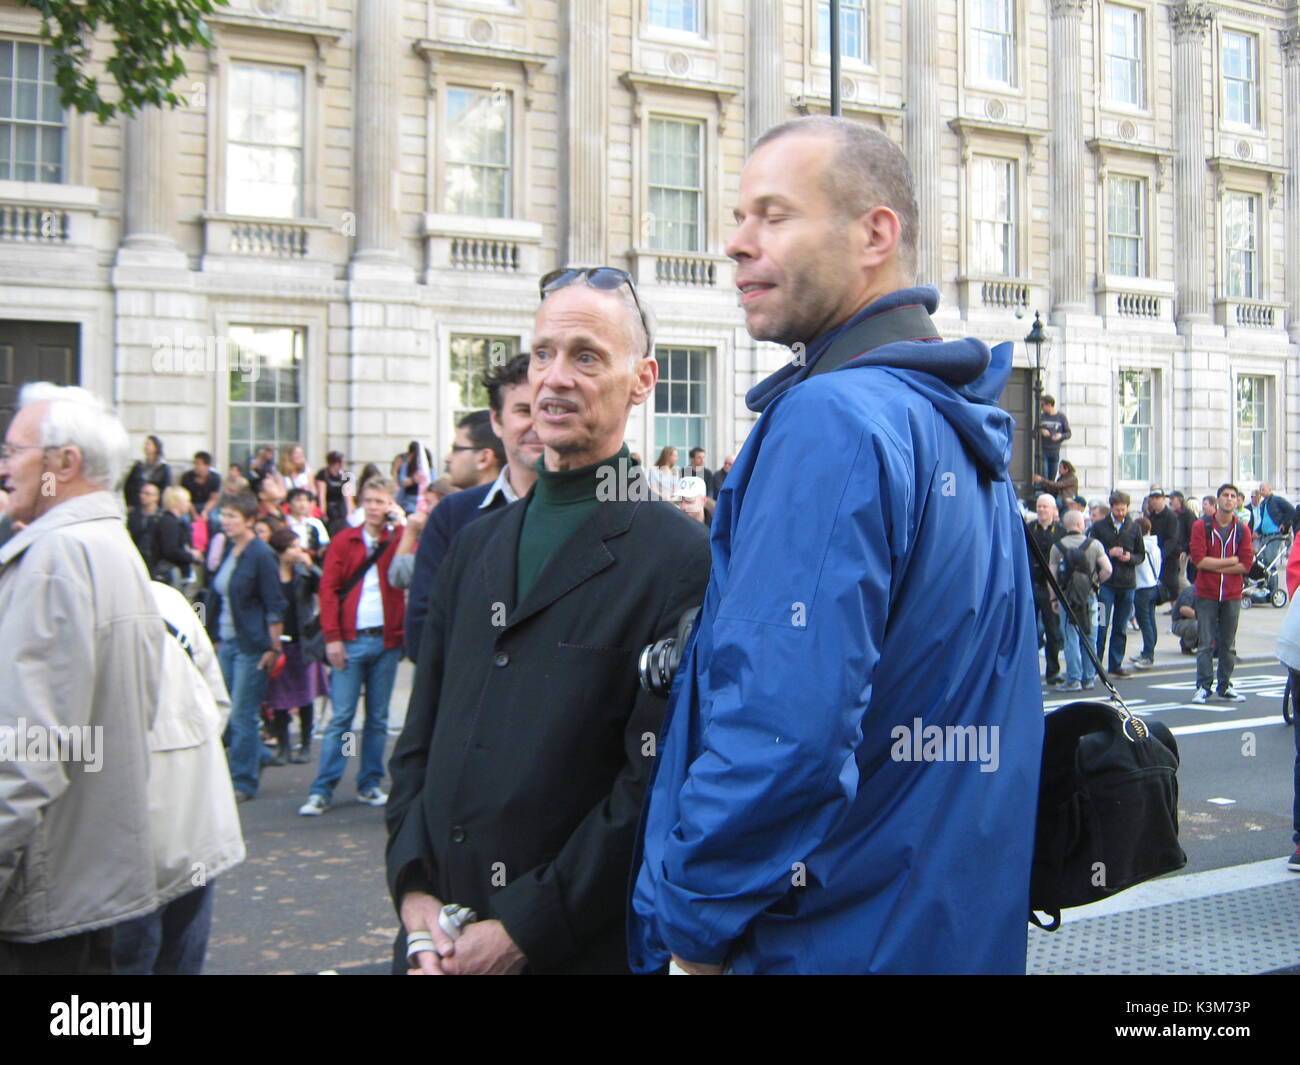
top-left (163, 617), bottom-right (195, 661)
top-left (807, 303), bottom-right (941, 379)
top-left (340, 537), bottom-right (390, 599)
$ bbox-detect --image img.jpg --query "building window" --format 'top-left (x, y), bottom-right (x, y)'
top-left (228, 326), bottom-right (304, 467)
top-left (0, 41), bottom-right (64, 183)
top-left (816, 1), bottom-right (868, 62)
top-left (970, 0), bottom-right (1014, 86)
top-left (648, 117), bottom-right (703, 252)
top-left (1222, 30), bottom-right (1259, 128)
top-left (1222, 191), bottom-right (1259, 299)
top-left (227, 64), bottom-right (304, 219)
top-left (1236, 374), bottom-right (1269, 483)
top-left (444, 87), bottom-right (511, 218)
top-left (655, 346), bottom-right (710, 457)
top-left (648, 0), bottom-right (699, 33)
top-left (1103, 4), bottom-right (1143, 108)
top-left (1106, 175), bottom-right (1146, 277)
top-left (449, 334), bottom-right (519, 424)
top-left (1117, 368), bottom-right (1154, 483)
top-left (971, 155), bottom-right (1015, 276)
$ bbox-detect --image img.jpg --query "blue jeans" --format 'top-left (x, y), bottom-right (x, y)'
top-left (1134, 586), bottom-right (1159, 660)
top-left (1060, 596), bottom-right (1097, 687)
top-left (218, 641), bottom-right (271, 798)
top-left (1096, 585), bottom-right (1135, 673)
top-left (1042, 451), bottom-right (1060, 483)
top-left (112, 883), bottom-right (215, 975)
top-left (310, 634), bottom-right (399, 800)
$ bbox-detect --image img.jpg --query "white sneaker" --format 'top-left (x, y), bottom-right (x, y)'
top-left (1191, 688), bottom-right (1210, 704)
top-left (357, 787), bottom-right (388, 807)
top-left (298, 794), bottom-right (329, 816)
top-left (1217, 686), bottom-right (1247, 702)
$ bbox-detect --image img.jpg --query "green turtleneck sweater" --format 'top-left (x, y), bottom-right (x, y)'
top-left (516, 445), bottom-right (628, 603)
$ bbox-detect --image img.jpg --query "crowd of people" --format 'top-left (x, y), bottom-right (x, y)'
top-left (1, 115), bottom-right (1296, 978)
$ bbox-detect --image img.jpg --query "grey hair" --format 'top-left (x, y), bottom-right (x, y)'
top-left (1062, 509), bottom-right (1085, 533)
top-left (754, 116), bottom-right (919, 280)
top-left (18, 382), bottom-right (130, 491)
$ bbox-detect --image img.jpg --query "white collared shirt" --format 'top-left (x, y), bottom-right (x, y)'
top-left (479, 466), bottom-right (520, 509)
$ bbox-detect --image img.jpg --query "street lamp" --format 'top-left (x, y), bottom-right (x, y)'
top-left (1024, 310), bottom-right (1048, 500)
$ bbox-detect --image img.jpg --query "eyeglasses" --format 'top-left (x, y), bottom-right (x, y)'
top-left (0, 443), bottom-right (56, 462)
top-left (539, 266), bottom-right (651, 357)
top-left (448, 443), bottom-right (478, 453)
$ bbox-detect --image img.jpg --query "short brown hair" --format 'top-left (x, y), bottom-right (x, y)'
top-left (218, 490), bottom-right (259, 521)
top-left (1109, 491), bottom-right (1130, 507)
top-left (360, 475), bottom-right (397, 499)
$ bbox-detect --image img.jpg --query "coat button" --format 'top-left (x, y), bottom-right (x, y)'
top-left (451, 826), bottom-right (466, 843)
top-left (494, 651), bottom-right (509, 667)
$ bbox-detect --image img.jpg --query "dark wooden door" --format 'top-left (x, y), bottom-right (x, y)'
top-left (0, 320), bottom-right (80, 439)
top-left (999, 367), bottom-right (1033, 502)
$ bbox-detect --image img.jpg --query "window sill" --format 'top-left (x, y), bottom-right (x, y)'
top-left (199, 212), bottom-right (345, 273)
top-left (956, 275), bottom-right (1046, 316)
top-left (1215, 297), bottom-right (1285, 331)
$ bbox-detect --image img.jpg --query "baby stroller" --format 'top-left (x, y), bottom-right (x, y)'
top-left (1241, 531), bottom-right (1291, 609)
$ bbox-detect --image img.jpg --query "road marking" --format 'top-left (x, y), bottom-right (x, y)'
top-left (1169, 715), bottom-right (1286, 736)
top-left (1206, 797), bottom-right (1237, 805)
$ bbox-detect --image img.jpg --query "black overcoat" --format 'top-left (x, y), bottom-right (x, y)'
top-left (386, 486), bottom-right (711, 974)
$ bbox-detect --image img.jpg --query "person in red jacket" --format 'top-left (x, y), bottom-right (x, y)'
top-left (1189, 482), bottom-right (1254, 704)
top-left (299, 475), bottom-right (406, 815)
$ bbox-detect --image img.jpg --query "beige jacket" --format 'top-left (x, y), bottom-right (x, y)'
top-left (0, 491), bottom-right (163, 941)
top-left (148, 582), bottom-right (245, 904)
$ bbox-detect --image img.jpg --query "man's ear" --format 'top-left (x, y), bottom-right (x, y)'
top-left (856, 205), bottom-right (902, 272)
top-left (629, 355), bottom-right (658, 407)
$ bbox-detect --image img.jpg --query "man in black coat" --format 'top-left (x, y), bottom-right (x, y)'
top-left (386, 270), bottom-right (711, 975)
top-left (1027, 493), bottom-right (1064, 684)
top-left (1090, 489), bottom-right (1145, 676)
top-left (1145, 487), bottom-right (1181, 604)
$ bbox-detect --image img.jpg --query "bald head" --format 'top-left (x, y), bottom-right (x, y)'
top-left (1035, 494), bottom-right (1058, 526)
top-left (1062, 509), bottom-right (1085, 533)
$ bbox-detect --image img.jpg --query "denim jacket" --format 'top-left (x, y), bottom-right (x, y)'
top-left (206, 536), bottom-right (287, 654)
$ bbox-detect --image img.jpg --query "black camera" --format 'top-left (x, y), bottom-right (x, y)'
top-left (638, 606), bottom-right (701, 697)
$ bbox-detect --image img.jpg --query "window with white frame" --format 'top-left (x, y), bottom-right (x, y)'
top-left (449, 333), bottom-right (519, 424)
top-left (1222, 30), bottom-right (1259, 128)
top-left (1117, 368), bottom-right (1155, 483)
top-left (648, 117), bottom-right (704, 252)
top-left (816, 1), bottom-right (868, 62)
top-left (0, 40), bottom-right (64, 183)
top-left (228, 326), bottom-right (304, 465)
top-left (971, 155), bottom-right (1016, 276)
top-left (1103, 4), bottom-right (1144, 108)
top-left (227, 63), bottom-right (305, 219)
top-left (444, 86), bottom-right (512, 218)
top-left (1236, 374), bottom-right (1269, 483)
top-left (970, 0), bottom-right (1014, 86)
top-left (648, 0), bottom-right (699, 33)
top-left (655, 346), bottom-right (710, 457)
top-left (1106, 175), bottom-right (1146, 277)
top-left (1222, 191), bottom-right (1260, 299)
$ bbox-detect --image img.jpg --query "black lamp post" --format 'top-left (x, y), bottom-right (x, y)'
top-left (830, 0), bottom-right (841, 115)
top-left (1024, 310), bottom-right (1048, 500)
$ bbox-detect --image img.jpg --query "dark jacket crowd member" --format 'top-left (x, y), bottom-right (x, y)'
top-left (1089, 490), bottom-right (1145, 675)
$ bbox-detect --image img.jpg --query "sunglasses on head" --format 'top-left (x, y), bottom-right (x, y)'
top-left (538, 266), bottom-right (651, 357)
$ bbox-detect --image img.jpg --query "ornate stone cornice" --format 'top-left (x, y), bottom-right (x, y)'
top-left (1048, 0), bottom-right (1089, 18)
top-left (1281, 27), bottom-right (1300, 68)
top-left (1169, 2), bottom-right (1215, 44)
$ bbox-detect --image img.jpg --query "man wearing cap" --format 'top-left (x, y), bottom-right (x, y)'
top-left (1146, 487), bottom-right (1181, 606)
top-left (386, 267), bottom-right (709, 975)
top-left (671, 476), bottom-right (709, 526)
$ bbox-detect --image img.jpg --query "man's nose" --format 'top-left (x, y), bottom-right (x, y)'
top-left (724, 215), bottom-right (755, 264)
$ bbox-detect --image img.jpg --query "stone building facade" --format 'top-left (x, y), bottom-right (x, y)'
top-left (0, 0), bottom-right (1296, 503)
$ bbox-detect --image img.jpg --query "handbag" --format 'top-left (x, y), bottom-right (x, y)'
top-left (1022, 522), bottom-right (1187, 930)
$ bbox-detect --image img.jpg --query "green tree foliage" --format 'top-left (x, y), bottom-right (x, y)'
top-left (19, 0), bottom-right (229, 122)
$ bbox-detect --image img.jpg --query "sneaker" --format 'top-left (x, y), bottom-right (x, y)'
top-left (1081, 682), bottom-right (1097, 691)
top-left (1191, 688), bottom-right (1210, 704)
top-left (1217, 686), bottom-right (1247, 702)
top-left (357, 787), bottom-right (389, 807)
top-left (1131, 656), bottom-right (1153, 670)
top-left (1110, 668), bottom-right (1131, 678)
top-left (298, 794), bottom-right (329, 816)
top-left (1053, 680), bottom-right (1083, 692)
top-left (1288, 849), bottom-right (1300, 872)
top-left (235, 791), bottom-right (254, 804)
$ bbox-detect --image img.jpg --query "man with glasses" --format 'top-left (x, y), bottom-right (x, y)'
top-left (386, 267), bottom-right (710, 975)
top-left (0, 383), bottom-right (163, 973)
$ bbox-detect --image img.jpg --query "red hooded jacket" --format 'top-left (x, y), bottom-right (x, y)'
top-left (1189, 514), bottom-right (1254, 602)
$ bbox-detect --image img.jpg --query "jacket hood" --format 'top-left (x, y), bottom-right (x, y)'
top-left (745, 287), bottom-right (1016, 479)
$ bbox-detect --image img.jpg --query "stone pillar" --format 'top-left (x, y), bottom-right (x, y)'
top-left (1049, 0), bottom-right (1088, 312)
top-left (1170, 2), bottom-right (1214, 326)
top-left (119, 106), bottom-right (181, 258)
top-left (563, 0), bottom-right (607, 264)
top-left (905, 0), bottom-right (941, 286)
top-left (747, 0), bottom-right (785, 143)
top-left (1283, 27), bottom-right (1300, 341)
top-left (350, 0), bottom-right (405, 275)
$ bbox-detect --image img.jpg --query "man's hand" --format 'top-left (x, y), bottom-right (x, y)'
top-left (326, 640), bottom-right (348, 671)
top-left (257, 649), bottom-right (278, 671)
top-left (1032, 474), bottom-right (1045, 484)
top-left (400, 891), bottom-right (455, 975)
top-left (670, 954), bottom-right (723, 975)
top-left (440, 920), bottom-right (526, 975)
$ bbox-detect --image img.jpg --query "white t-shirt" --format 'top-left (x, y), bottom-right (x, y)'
top-left (356, 528), bottom-right (385, 630)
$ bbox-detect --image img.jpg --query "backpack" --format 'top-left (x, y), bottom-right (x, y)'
top-left (1055, 540), bottom-right (1095, 634)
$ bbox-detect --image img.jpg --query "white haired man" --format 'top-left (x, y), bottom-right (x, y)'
top-left (0, 383), bottom-right (163, 973)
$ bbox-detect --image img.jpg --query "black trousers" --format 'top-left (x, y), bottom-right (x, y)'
top-left (0, 927), bottom-right (115, 975)
top-left (1032, 582), bottom-right (1062, 678)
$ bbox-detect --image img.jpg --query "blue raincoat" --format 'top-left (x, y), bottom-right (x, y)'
top-left (629, 286), bottom-right (1042, 974)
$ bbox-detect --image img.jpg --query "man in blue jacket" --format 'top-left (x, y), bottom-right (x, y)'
top-left (629, 116), bottom-right (1043, 975)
